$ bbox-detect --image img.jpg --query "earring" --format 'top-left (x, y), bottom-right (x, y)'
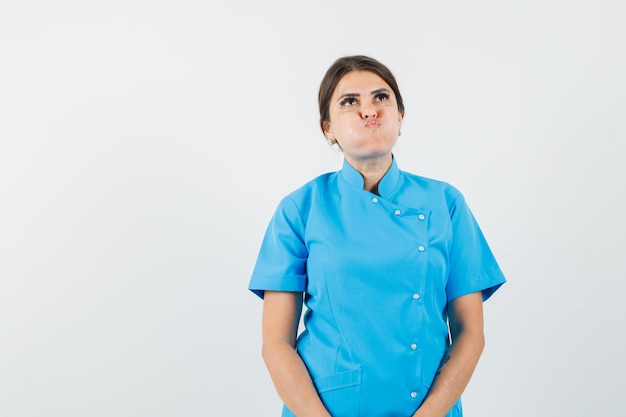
top-left (327, 138), bottom-right (342, 152)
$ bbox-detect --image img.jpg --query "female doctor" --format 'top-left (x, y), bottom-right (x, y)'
top-left (249, 55), bottom-right (506, 417)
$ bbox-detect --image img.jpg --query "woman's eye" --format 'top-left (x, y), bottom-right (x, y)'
top-left (340, 97), bottom-right (358, 107)
top-left (375, 93), bottom-right (390, 102)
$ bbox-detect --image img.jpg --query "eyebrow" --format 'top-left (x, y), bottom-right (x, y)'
top-left (336, 88), bottom-right (391, 102)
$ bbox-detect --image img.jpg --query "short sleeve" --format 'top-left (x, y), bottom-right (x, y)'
top-left (248, 197), bottom-right (308, 299)
top-left (446, 193), bottom-right (506, 301)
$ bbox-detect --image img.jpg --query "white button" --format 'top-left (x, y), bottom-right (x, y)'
top-left (411, 343), bottom-right (418, 350)
top-left (417, 245), bottom-right (425, 252)
top-left (372, 197), bottom-right (378, 203)
top-left (418, 214), bottom-right (425, 220)
top-left (394, 209), bottom-right (401, 215)
top-left (410, 392), bottom-right (417, 398)
top-left (413, 293), bottom-right (420, 300)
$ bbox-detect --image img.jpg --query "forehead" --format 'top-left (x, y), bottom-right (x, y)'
top-left (332, 70), bottom-right (392, 97)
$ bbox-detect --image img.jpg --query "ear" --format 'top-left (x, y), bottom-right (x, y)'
top-left (322, 120), bottom-right (332, 136)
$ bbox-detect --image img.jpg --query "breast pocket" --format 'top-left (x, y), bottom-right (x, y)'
top-left (314, 368), bottom-right (362, 417)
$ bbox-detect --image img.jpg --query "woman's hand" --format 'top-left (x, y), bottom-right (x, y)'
top-left (412, 291), bottom-right (485, 417)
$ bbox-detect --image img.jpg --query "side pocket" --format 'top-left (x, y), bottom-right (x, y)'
top-left (314, 368), bottom-right (362, 417)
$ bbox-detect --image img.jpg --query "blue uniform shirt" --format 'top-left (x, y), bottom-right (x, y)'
top-left (249, 157), bottom-right (506, 417)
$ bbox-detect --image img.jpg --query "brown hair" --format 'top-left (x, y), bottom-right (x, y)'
top-left (318, 55), bottom-right (405, 134)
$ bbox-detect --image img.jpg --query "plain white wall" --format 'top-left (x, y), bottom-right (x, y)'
top-left (1, 0), bottom-right (624, 416)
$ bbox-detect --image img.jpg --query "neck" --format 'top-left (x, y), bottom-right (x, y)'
top-left (345, 154), bottom-right (393, 194)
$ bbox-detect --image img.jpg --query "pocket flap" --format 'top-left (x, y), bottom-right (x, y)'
top-left (314, 368), bottom-right (362, 393)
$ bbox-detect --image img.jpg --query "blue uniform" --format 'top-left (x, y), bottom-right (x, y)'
top-left (249, 157), bottom-right (506, 417)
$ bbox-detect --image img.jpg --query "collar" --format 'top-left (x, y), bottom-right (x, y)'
top-left (339, 155), bottom-right (401, 198)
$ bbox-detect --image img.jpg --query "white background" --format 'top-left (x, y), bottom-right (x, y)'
top-left (1, 1), bottom-right (625, 416)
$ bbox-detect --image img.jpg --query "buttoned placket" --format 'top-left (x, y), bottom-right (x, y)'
top-left (410, 210), bottom-right (429, 401)
top-left (371, 195), bottom-right (429, 403)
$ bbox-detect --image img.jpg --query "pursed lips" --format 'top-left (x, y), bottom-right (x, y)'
top-left (365, 120), bottom-right (381, 127)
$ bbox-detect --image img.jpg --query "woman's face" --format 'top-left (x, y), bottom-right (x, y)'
top-left (323, 70), bottom-right (403, 165)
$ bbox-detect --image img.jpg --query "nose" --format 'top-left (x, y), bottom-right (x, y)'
top-left (361, 102), bottom-right (377, 119)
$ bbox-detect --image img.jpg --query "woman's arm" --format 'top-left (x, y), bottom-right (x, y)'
top-left (262, 291), bottom-right (331, 417)
top-left (412, 291), bottom-right (485, 417)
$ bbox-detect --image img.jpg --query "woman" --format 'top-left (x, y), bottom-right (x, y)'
top-left (249, 55), bottom-right (506, 417)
